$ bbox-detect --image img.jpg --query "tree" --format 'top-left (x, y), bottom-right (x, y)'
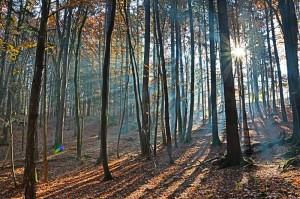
top-left (74, 7), bottom-right (88, 160)
top-left (23, 0), bottom-right (49, 197)
top-left (42, 51), bottom-right (48, 183)
top-left (142, 0), bottom-right (151, 158)
top-left (209, 0), bottom-right (221, 146)
top-left (278, 0), bottom-right (300, 143)
top-left (265, 4), bottom-right (277, 115)
top-left (234, 0), bottom-right (251, 153)
top-left (175, 2), bottom-right (183, 143)
top-left (269, 7), bottom-right (287, 122)
top-left (100, 0), bottom-right (116, 181)
top-left (0, 0), bottom-right (13, 115)
top-left (54, 7), bottom-right (73, 148)
top-left (185, 0), bottom-right (195, 143)
top-left (217, 0), bottom-right (242, 167)
top-left (154, 0), bottom-right (174, 164)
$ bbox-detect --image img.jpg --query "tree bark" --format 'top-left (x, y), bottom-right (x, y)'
top-left (154, 0), bottom-right (174, 164)
top-left (270, 8), bottom-right (287, 122)
top-left (209, 0), bottom-right (221, 146)
top-left (185, 0), bottom-right (195, 143)
top-left (54, 8), bottom-right (73, 148)
top-left (278, 0), bottom-right (300, 143)
top-left (100, 0), bottom-right (116, 181)
top-left (217, 0), bottom-right (242, 167)
top-left (142, 0), bottom-right (151, 158)
top-left (74, 7), bottom-right (88, 160)
top-left (24, 0), bottom-right (49, 197)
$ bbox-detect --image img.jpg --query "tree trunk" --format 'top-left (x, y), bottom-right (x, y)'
top-left (121, 1), bottom-right (146, 155)
top-left (154, 0), bottom-right (174, 164)
top-left (278, 0), bottom-right (300, 143)
top-left (24, 0), bottom-right (49, 197)
top-left (142, 0), bottom-right (151, 158)
top-left (0, 0), bottom-right (13, 112)
top-left (270, 8), bottom-right (287, 122)
top-left (42, 50), bottom-right (48, 183)
top-left (74, 7), bottom-right (88, 160)
top-left (54, 8), bottom-right (73, 148)
top-left (209, 0), bottom-right (221, 146)
top-left (100, 0), bottom-right (116, 181)
top-left (203, 2), bottom-right (211, 124)
top-left (175, 4), bottom-right (183, 143)
top-left (217, 0), bottom-right (242, 167)
top-left (185, 0), bottom-right (195, 143)
top-left (265, 5), bottom-right (277, 114)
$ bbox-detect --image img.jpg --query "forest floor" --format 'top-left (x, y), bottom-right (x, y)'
top-left (1, 109), bottom-right (300, 198)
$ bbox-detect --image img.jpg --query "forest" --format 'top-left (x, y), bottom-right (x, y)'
top-left (0, 0), bottom-right (300, 198)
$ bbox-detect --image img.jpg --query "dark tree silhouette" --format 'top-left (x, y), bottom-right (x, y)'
top-left (278, 0), bottom-right (300, 143)
top-left (209, 0), bottom-right (221, 147)
top-left (142, 0), bottom-right (151, 157)
top-left (23, 0), bottom-right (49, 197)
top-left (217, 0), bottom-right (242, 167)
top-left (100, 0), bottom-right (116, 181)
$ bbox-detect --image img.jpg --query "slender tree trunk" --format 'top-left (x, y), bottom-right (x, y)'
top-left (179, 25), bottom-right (187, 137)
top-left (235, 0), bottom-right (251, 153)
top-left (203, 2), bottom-right (211, 124)
top-left (0, 0), bottom-right (13, 112)
top-left (121, 0), bottom-right (146, 155)
top-left (100, 0), bottom-right (116, 181)
top-left (24, 0), bottom-right (49, 197)
top-left (175, 5), bottom-right (183, 142)
top-left (74, 7), bottom-right (88, 160)
top-left (55, 8), bottom-right (73, 148)
top-left (154, 0), bottom-right (174, 164)
top-left (185, 0), bottom-right (195, 143)
top-left (270, 8), bottom-right (287, 122)
top-left (42, 50), bottom-right (48, 183)
top-left (170, 0), bottom-right (177, 135)
top-left (265, 5), bottom-right (277, 114)
top-left (117, 48), bottom-right (130, 158)
top-left (209, 0), bottom-right (221, 146)
top-left (264, 55), bottom-right (271, 116)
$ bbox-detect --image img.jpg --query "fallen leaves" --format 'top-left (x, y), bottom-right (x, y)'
top-left (1, 115), bottom-right (300, 198)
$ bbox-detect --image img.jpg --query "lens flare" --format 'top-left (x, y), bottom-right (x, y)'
top-left (54, 145), bottom-right (65, 153)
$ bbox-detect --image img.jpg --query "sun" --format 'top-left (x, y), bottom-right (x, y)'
top-left (232, 46), bottom-right (246, 58)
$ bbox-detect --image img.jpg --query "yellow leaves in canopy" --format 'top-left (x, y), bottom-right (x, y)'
top-left (0, 40), bottom-right (39, 61)
top-left (7, 44), bottom-right (20, 61)
top-left (13, 69), bottom-right (20, 75)
top-left (22, 41), bottom-right (36, 49)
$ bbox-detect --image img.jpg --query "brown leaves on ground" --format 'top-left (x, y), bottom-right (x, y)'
top-left (1, 112), bottom-right (300, 198)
